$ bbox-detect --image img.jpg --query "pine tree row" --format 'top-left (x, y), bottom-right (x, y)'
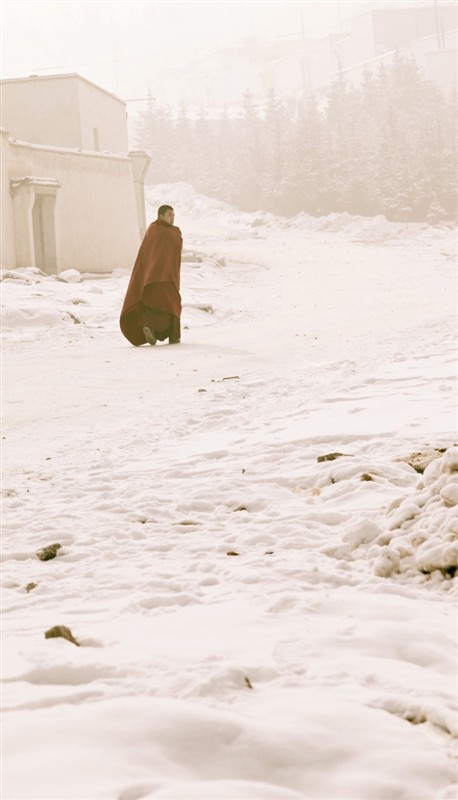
top-left (135, 53), bottom-right (457, 222)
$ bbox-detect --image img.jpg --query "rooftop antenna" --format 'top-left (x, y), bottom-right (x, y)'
top-left (337, 1), bottom-right (343, 33)
top-left (433, 0), bottom-right (442, 50)
top-left (113, 43), bottom-right (120, 93)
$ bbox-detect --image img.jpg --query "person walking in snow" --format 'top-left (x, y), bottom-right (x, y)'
top-left (119, 205), bottom-right (183, 346)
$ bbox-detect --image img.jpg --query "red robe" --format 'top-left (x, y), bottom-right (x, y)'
top-left (120, 218), bottom-right (183, 345)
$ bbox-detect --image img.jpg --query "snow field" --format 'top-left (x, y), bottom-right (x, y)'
top-left (2, 185), bottom-right (457, 799)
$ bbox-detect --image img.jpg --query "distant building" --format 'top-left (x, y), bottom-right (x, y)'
top-left (321, 4), bottom-right (457, 96)
top-left (340, 24), bottom-right (457, 97)
top-left (1, 73), bottom-right (150, 274)
top-left (153, 3), bottom-right (457, 107)
top-left (263, 3), bottom-right (457, 100)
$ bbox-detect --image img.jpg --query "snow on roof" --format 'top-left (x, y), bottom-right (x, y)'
top-left (8, 137), bottom-right (130, 160)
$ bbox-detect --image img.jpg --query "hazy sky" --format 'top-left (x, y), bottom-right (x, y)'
top-left (2, 0), bottom-right (377, 102)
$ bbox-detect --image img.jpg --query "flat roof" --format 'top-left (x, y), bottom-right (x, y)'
top-left (0, 73), bottom-right (126, 106)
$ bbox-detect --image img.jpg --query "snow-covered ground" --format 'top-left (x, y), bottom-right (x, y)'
top-left (2, 185), bottom-right (457, 800)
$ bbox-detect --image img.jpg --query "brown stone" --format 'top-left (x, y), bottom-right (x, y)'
top-left (44, 625), bottom-right (79, 646)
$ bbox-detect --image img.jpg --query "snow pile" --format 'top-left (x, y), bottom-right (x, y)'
top-left (322, 448), bottom-right (458, 582)
top-left (1, 267), bottom-right (125, 333)
top-left (56, 268), bottom-right (82, 283)
top-left (145, 182), bottom-right (457, 248)
top-left (2, 305), bottom-right (68, 329)
top-left (315, 212), bottom-right (408, 242)
top-left (0, 266), bottom-right (49, 284)
top-left (279, 210), bottom-right (394, 239)
top-left (149, 181), bottom-right (236, 220)
top-left (375, 446), bottom-right (458, 580)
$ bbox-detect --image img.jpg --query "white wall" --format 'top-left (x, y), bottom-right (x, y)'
top-left (77, 79), bottom-right (128, 153)
top-left (424, 48), bottom-right (457, 96)
top-left (1, 77), bottom-right (82, 149)
top-left (2, 137), bottom-right (140, 273)
top-left (1, 75), bottom-right (128, 154)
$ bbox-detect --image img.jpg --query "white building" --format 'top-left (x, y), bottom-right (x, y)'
top-left (327, 4), bottom-right (457, 96)
top-left (1, 73), bottom-right (150, 274)
top-left (157, 3), bottom-right (457, 107)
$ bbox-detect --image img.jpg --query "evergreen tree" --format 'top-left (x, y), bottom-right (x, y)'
top-left (133, 52), bottom-right (457, 222)
top-left (234, 91), bottom-right (263, 210)
top-left (192, 106), bottom-right (215, 195)
top-left (213, 106), bottom-right (237, 204)
top-left (260, 89), bottom-right (287, 212)
top-left (290, 94), bottom-right (325, 215)
top-left (323, 73), bottom-right (354, 212)
top-left (173, 101), bottom-right (193, 184)
top-left (375, 53), bottom-right (455, 220)
top-left (135, 94), bottom-right (174, 183)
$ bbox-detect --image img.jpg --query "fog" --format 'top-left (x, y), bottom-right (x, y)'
top-left (2, 4), bottom-right (457, 798)
top-left (2, 1), bottom-right (457, 222)
top-left (2, 0), bottom-right (375, 101)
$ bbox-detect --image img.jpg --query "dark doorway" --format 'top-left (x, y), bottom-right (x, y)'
top-left (32, 193), bottom-right (57, 274)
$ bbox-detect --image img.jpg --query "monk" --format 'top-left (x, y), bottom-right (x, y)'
top-left (120, 204), bottom-right (183, 346)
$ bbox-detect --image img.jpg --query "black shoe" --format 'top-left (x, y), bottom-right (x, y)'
top-left (142, 326), bottom-right (157, 345)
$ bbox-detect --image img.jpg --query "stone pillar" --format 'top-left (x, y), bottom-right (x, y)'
top-left (10, 177), bottom-right (60, 272)
top-left (1, 130), bottom-right (16, 269)
top-left (129, 151), bottom-right (151, 239)
top-left (11, 180), bottom-right (36, 268)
